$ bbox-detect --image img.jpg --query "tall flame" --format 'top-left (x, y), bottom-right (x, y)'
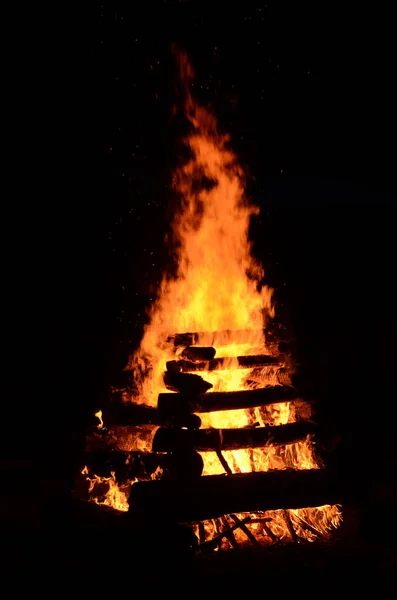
top-left (121, 49), bottom-right (342, 543)
top-left (129, 50), bottom-right (273, 406)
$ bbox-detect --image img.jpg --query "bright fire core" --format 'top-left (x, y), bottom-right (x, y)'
top-left (85, 50), bottom-right (342, 545)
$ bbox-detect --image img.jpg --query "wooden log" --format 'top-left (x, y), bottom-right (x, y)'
top-left (199, 517), bottom-right (252, 552)
top-left (181, 346), bottom-right (216, 361)
top-left (292, 511), bottom-right (328, 540)
top-left (101, 403), bottom-right (201, 429)
top-left (163, 371), bottom-right (213, 394)
top-left (283, 509), bottom-right (298, 542)
top-left (157, 385), bottom-right (300, 416)
top-left (81, 450), bottom-right (167, 480)
top-left (128, 468), bottom-right (347, 523)
top-left (221, 516), bottom-right (239, 549)
top-left (262, 521), bottom-right (279, 543)
top-left (229, 513), bottom-right (260, 546)
top-left (166, 324), bottom-right (292, 347)
top-left (215, 449), bottom-right (233, 475)
top-left (166, 354), bottom-right (281, 373)
top-left (151, 421), bottom-right (317, 452)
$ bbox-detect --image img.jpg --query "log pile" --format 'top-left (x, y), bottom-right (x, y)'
top-left (81, 324), bottom-right (344, 551)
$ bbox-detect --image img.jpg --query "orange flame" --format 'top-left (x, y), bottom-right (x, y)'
top-left (128, 49), bottom-right (273, 406)
top-left (94, 409), bottom-right (104, 430)
top-left (82, 466), bottom-right (135, 513)
top-left (120, 49), bottom-right (341, 543)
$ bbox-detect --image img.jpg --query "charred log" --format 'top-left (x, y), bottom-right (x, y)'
top-left (101, 403), bottom-right (201, 429)
top-left (157, 385), bottom-right (300, 416)
top-left (292, 512), bottom-right (328, 540)
top-left (166, 354), bottom-right (281, 373)
top-left (152, 421), bottom-right (317, 452)
top-left (229, 513), bottom-right (260, 546)
top-left (221, 516), bottom-right (239, 549)
top-left (262, 521), bottom-right (279, 543)
top-left (199, 517), bottom-right (252, 552)
top-left (283, 509), bottom-right (298, 542)
top-left (128, 468), bottom-right (347, 523)
top-left (163, 371), bottom-right (213, 394)
top-left (215, 449), bottom-right (233, 475)
top-left (181, 346), bottom-right (216, 361)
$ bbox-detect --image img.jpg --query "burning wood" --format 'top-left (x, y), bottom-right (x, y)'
top-left (166, 353), bottom-right (281, 373)
top-left (215, 448), bottom-right (233, 475)
top-left (229, 513), bottom-right (260, 546)
top-left (282, 509), bottom-right (298, 542)
top-left (78, 50), bottom-right (342, 551)
top-left (199, 516), bottom-right (252, 552)
top-left (129, 468), bottom-right (346, 523)
top-left (152, 421), bottom-right (317, 452)
top-left (221, 516), bottom-right (239, 549)
top-left (101, 404), bottom-right (201, 429)
top-left (157, 385), bottom-right (300, 416)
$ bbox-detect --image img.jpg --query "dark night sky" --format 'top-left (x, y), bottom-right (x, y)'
top-left (4, 2), bottom-right (396, 489)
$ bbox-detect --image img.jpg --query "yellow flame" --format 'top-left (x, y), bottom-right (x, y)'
top-left (95, 410), bottom-right (104, 429)
top-left (116, 49), bottom-right (341, 542)
top-left (83, 467), bottom-right (136, 512)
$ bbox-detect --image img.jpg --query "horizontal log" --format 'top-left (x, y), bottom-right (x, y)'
top-left (166, 324), bottom-right (292, 347)
top-left (81, 451), bottom-right (167, 480)
top-left (101, 403), bottom-right (201, 429)
top-left (128, 468), bottom-right (347, 522)
top-left (82, 449), bottom-right (204, 481)
top-left (166, 354), bottom-right (281, 373)
top-left (157, 385), bottom-right (300, 416)
top-left (181, 346), bottom-right (216, 361)
top-left (152, 421), bottom-right (317, 452)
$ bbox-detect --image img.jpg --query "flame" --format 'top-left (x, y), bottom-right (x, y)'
top-left (128, 50), bottom-right (273, 405)
top-left (118, 49), bottom-right (340, 544)
top-left (194, 505), bottom-right (343, 548)
top-left (82, 466), bottom-right (135, 512)
top-left (95, 410), bottom-right (104, 430)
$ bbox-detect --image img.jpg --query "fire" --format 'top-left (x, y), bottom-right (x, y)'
top-left (95, 409), bottom-right (104, 430)
top-left (82, 466), bottom-right (135, 513)
top-left (115, 49), bottom-right (341, 544)
top-left (128, 50), bottom-right (273, 406)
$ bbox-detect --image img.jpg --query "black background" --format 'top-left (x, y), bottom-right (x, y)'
top-left (3, 1), bottom-right (396, 523)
